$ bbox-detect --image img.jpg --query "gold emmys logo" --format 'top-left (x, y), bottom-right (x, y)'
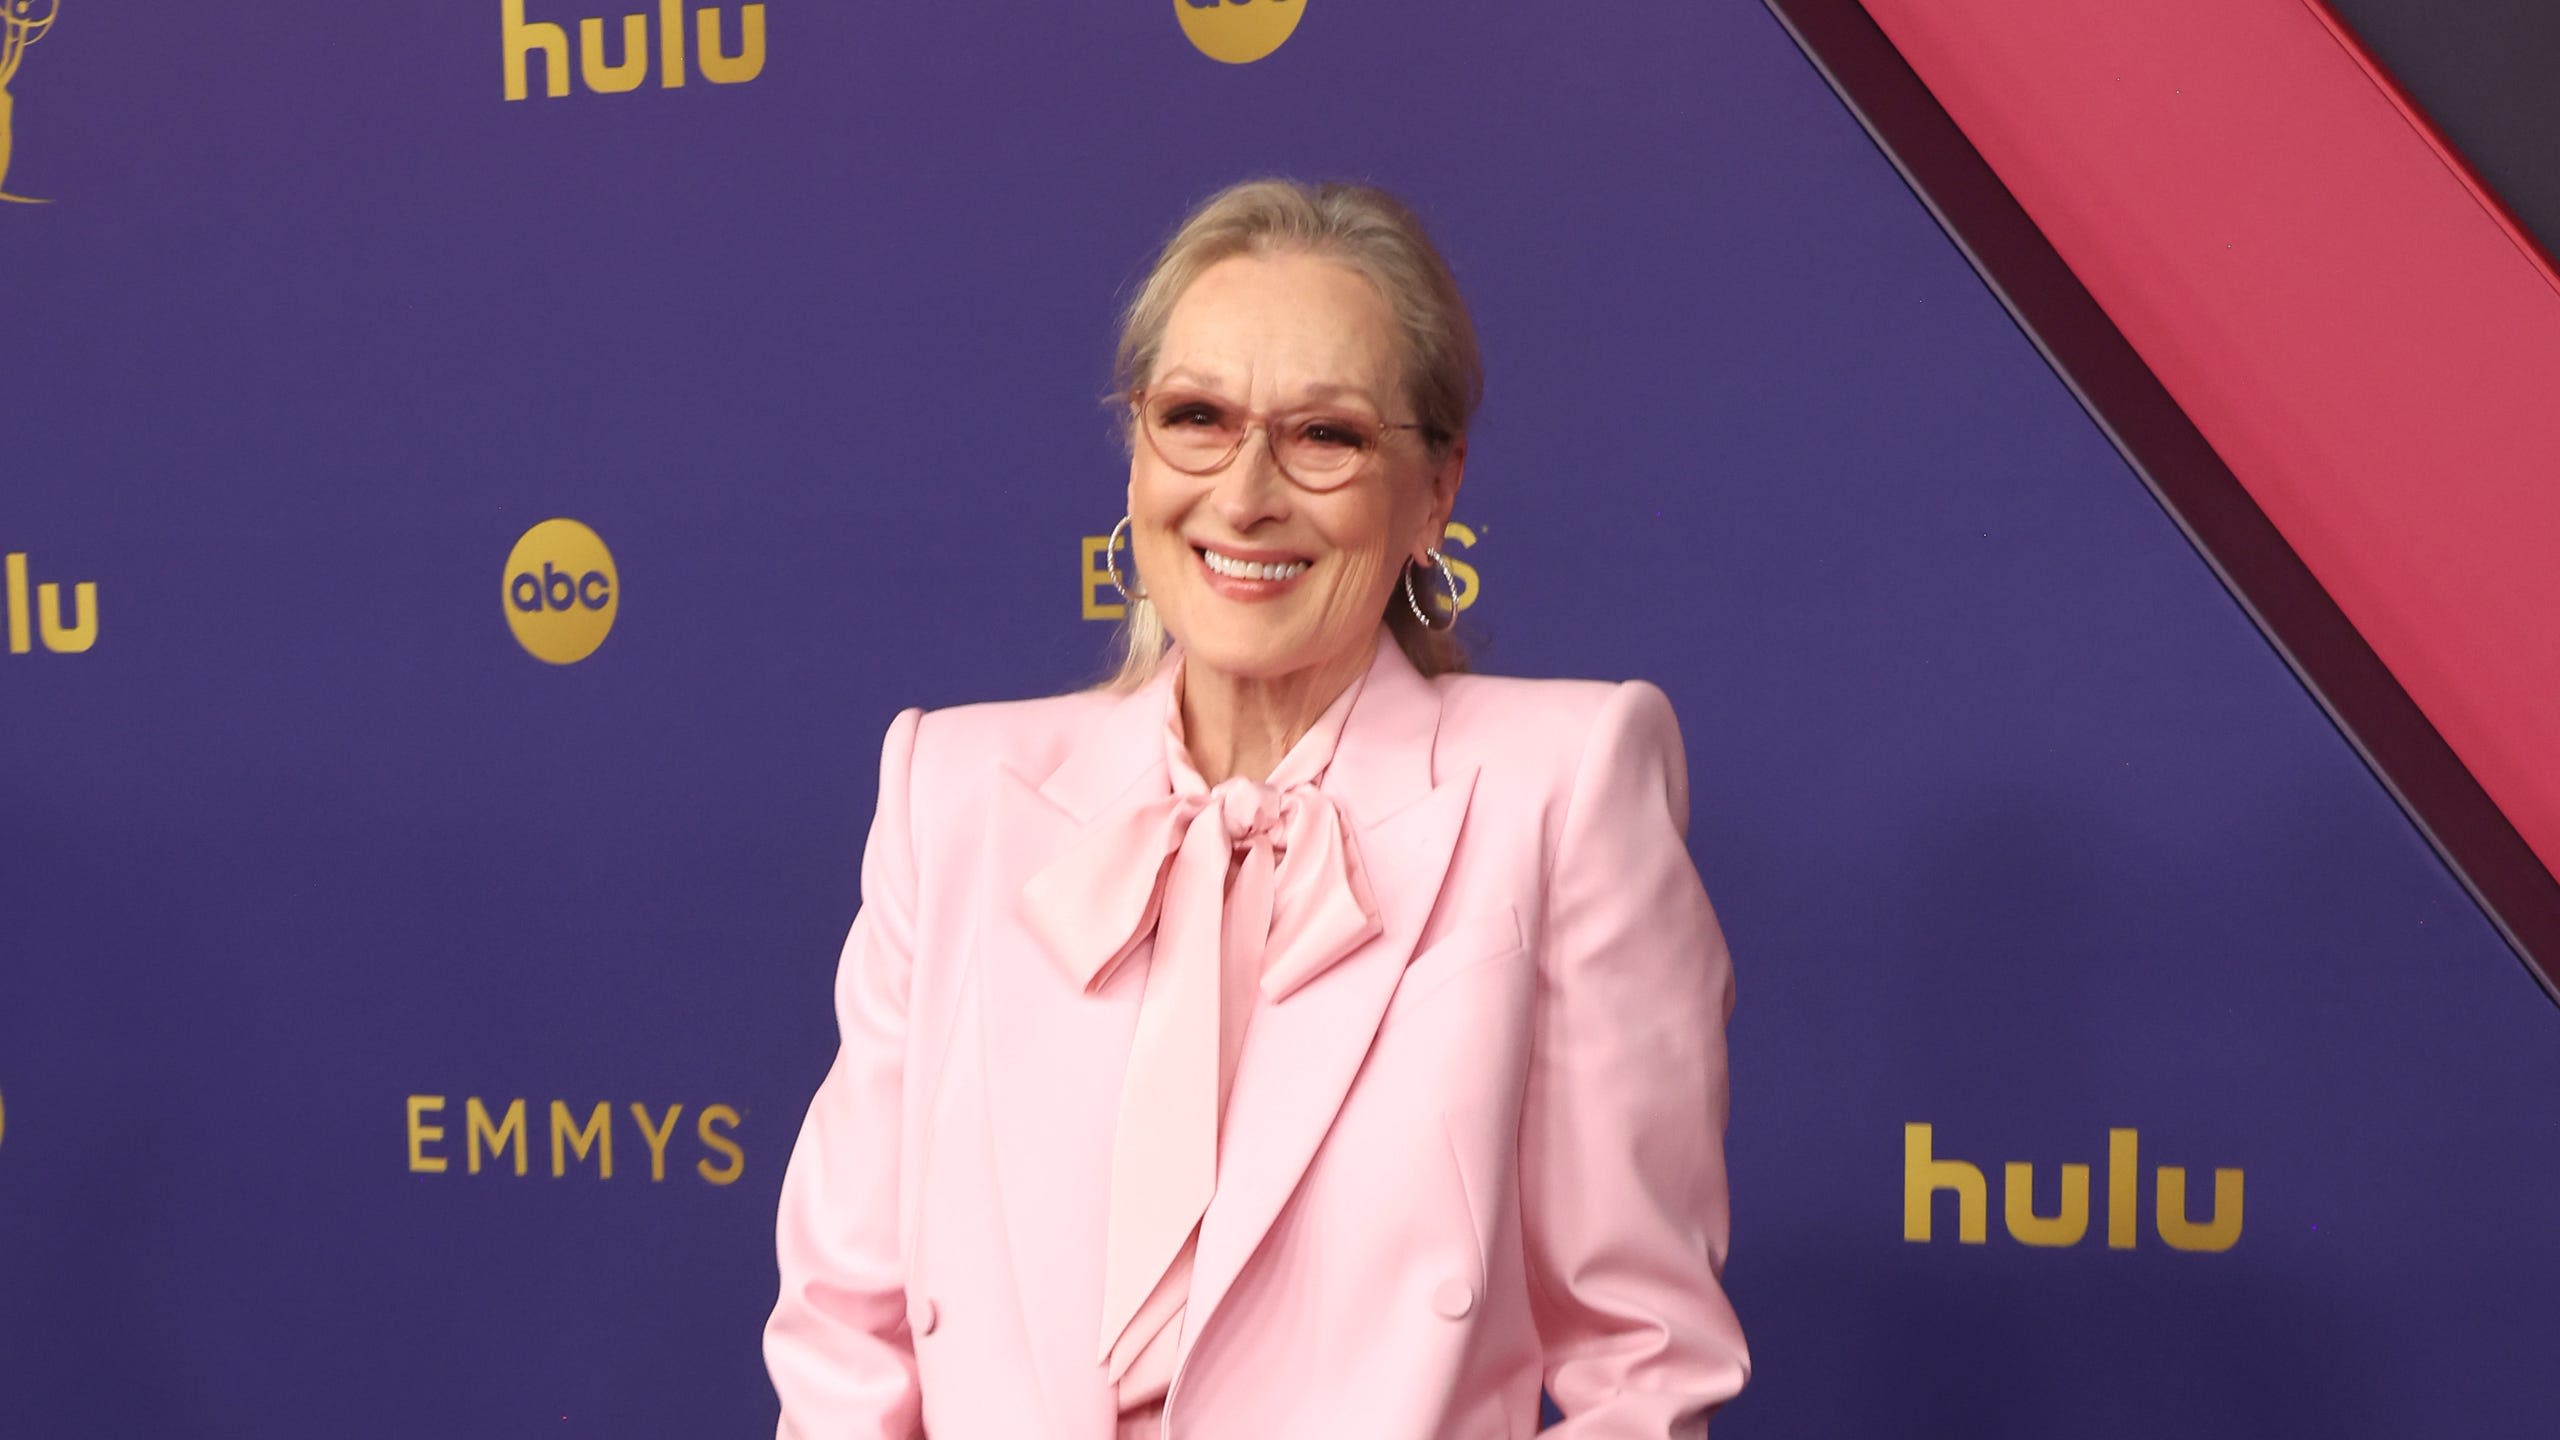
top-left (1176, 0), bottom-right (1301, 65)
top-left (1080, 520), bottom-right (1483, 622)
top-left (0, 0), bottom-right (60, 204)
top-left (6, 550), bottom-right (98, 655)
top-left (406, 1094), bottom-right (746, 1185)
top-left (504, 0), bottom-right (765, 101)
top-left (1905, 1123), bottom-right (2244, 1253)
top-left (503, 518), bottom-right (618, 664)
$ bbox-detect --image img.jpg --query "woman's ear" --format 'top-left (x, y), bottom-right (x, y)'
top-left (1420, 439), bottom-right (1467, 558)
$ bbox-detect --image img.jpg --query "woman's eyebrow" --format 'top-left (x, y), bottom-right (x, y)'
top-left (1150, 366), bottom-right (1233, 392)
top-left (1284, 381), bottom-right (1386, 411)
top-left (1149, 370), bottom-right (1383, 409)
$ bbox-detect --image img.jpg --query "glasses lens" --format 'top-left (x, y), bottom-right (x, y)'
top-left (1274, 415), bottom-right (1374, 489)
top-left (1138, 390), bottom-right (1384, 489)
top-left (1143, 392), bottom-right (1240, 472)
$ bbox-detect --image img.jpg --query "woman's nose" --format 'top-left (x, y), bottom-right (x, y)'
top-left (1211, 426), bottom-right (1292, 523)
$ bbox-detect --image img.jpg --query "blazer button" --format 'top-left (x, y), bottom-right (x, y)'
top-left (909, 1295), bottom-right (940, 1337)
top-left (1430, 1278), bottom-right (1476, 1320)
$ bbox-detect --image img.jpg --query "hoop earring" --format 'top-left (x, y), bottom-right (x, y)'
top-left (1400, 549), bottom-right (1461, 631)
top-left (1105, 515), bottom-right (1147, 603)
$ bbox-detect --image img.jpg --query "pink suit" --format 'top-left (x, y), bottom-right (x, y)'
top-left (766, 630), bottom-right (1748, 1438)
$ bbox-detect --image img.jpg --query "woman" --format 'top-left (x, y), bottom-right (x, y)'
top-left (766, 180), bottom-right (1747, 1439)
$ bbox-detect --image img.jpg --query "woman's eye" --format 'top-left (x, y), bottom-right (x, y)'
top-left (1299, 420), bottom-right (1368, 450)
top-left (1162, 405), bottom-right (1224, 429)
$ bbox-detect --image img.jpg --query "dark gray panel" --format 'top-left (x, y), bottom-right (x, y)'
top-left (2325, 0), bottom-right (2560, 264)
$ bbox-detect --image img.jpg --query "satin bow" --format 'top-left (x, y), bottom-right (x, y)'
top-left (1017, 699), bottom-right (1382, 1385)
top-left (1019, 770), bottom-right (1382, 1005)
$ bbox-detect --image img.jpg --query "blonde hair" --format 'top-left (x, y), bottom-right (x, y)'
top-left (1101, 178), bottom-right (1482, 690)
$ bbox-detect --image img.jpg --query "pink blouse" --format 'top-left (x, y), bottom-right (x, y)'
top-left (1102, 662), bottom-right (1370, 1428)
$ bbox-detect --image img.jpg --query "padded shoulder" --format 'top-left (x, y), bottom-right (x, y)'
top-left (1433, 669), bottom-right (1620, 731)
top-left (1426, 671), bottom-right (1691, 827)
top-left (907, 688), bottom-right (1117, 775)
top-left (893, 688), bottom-right (1123, 850)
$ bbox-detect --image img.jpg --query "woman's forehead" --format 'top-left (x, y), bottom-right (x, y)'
top-left (1155, 254), bottom-right (1402, 395)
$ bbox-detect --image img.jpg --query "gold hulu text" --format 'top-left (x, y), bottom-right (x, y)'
top-left (504, 0), bottom-right (765, 100)
top-left (1904, 1122), bottom-right (2242, 1252)
top-left (406, 1095), bottom-right (745, 1185)
top-left (5, 552), bottom-right (98, 654)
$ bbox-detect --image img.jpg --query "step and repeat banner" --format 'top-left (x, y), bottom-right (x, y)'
top-left (4, 2), bottom-right (2554, 1435)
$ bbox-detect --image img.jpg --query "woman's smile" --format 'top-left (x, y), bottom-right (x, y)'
top-left (1195, 543), bottom-right (1314, 596)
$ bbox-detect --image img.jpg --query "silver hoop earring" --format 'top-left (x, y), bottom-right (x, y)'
top-left (1105, 515), bottom-right (1147, 603)
top-left (1400, 549), bottom-right (1461, 631)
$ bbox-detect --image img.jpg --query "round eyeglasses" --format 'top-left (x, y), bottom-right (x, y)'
top-left (1130, 386), bottom-right (1427, 492)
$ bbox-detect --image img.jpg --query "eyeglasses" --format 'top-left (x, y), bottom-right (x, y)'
top-left (1130, 385), bottom-right (1427, 492)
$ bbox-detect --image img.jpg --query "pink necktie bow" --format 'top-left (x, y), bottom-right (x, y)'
top-left (1019, 743), bottom-right (1382, 1383)
top-left (1021, 771), bottom-right (1382, 1004)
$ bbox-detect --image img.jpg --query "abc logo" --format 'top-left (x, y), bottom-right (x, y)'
top-left (502, 518), bottom-right (618, 665)
top-left (1176, 0), bottom-right (1302, 65)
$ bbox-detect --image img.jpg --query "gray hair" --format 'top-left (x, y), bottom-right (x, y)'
top-left (1103, 178), bottom-right (1481, 690)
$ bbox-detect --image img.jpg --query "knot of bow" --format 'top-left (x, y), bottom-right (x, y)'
top-left (1019, 771), bottom-right (1382, 1005)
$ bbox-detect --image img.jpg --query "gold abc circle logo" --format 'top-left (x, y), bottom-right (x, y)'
top-left (502, 519), bottom-right (618, 665)
top-left (1176, 0), bottom-right (1302, 65)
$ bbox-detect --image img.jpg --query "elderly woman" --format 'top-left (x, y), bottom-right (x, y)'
top-left (766, 180), bottom-right (1747, 1439)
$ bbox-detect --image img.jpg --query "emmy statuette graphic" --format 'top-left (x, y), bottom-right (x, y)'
top-left (0, 0), bottom-right (60, 204)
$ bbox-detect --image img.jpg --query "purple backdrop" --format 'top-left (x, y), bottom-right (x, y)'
top-left (3, 1), bottom-right (2553, 1435)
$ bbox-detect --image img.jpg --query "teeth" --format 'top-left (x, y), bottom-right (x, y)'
top-left (1201, 549), bottom-right (1310, 582)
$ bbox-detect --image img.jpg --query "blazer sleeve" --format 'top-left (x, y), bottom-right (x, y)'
top-left (764, 707), bottom-right (927, 1440)
top-left (1525, 680), bottom-right (1749, 1436)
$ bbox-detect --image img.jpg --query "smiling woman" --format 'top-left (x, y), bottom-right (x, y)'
top-left (765, 179), bottom-right (1748, 1440)
top-left (1118, 245), bottom-right (1464, 784)
top-left (1106, 185), bottom-right (1480, 716)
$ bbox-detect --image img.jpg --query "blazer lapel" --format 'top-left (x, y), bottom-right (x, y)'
top-left (1181, 633), bottom-right (1477, 1358)
top-left (974, 678), bottom-right (1171, 1433)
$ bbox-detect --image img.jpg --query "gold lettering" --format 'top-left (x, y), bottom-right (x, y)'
top-left (36, 581), bottom-right (95, 654)
top-left (657, 0), bottom-right (686, 87)
top-left (2156, 1166), bottom-right (2245, 1252)
top-left (467, 1097), bottom-right (529, 1176)
top-left (1902, 1123), bottom-right (1985, 1243)
top-left (407, 1095), bottom-right (450, 1173)
top-left (579, 13), bottom-right (649, 93)
top-left (5, 553), bottom-right (28, 653)
top-left (1439, 521), bottom-right (1481, 612)
top-left (1081, 535), bottom-right (1127, 621)
top-left (2002, 1161), bottom-right (2090, 1247)
top-left (2107, 1127), bottom-right (2139, 1249)
top-left (630, 1102), bottom-right (684, 1182)
top-left (550, 1099), bottom-right (614, 1179)
top-left (695, 5), bottom-right (765, 85)
top-left (695, 1103), bottom-right (744, 1185)
top-left (501, 0), bottom-right (571, 101)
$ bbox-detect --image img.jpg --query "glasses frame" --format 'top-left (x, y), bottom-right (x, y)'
top-left (1128, 384), bottom-right (1430, 493)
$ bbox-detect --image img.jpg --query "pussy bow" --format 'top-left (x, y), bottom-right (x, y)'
top-left (1017, 728), bottom-right (1383, 1382)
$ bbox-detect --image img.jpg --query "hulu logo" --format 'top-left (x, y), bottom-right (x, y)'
top-left (502, 0), bottom-right (765, 100)
top-left (1904, 1123), bottom-right (2242, 1252)
top-left (5, 551), bottom-right (96, 655)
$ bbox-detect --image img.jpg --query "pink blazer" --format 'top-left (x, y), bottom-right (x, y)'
top-left (766, 631), bottom-right (1747, 1438)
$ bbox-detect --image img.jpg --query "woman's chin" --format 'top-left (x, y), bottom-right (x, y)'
top-left (1171, 623), bottom-right (1366, 689)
